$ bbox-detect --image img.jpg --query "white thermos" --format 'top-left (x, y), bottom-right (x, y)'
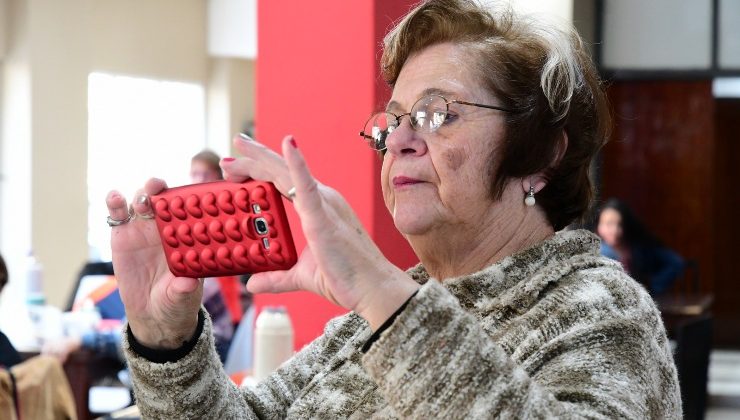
top-left (25, 251), bottom-right (45, 305)
top-left (253, 306), bottom-right (294, 381)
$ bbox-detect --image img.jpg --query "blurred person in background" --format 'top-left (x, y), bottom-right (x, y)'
top-left (190, 149), bottom-right (225, 184)
top-left (190, 149), bottom-right (252, 363)
top-left (595, 197), bottom-right (685, 296)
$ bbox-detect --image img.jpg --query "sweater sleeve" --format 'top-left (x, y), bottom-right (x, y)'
top-left (361, 279), bottom-right (680, 419)
top-left (122, 307), bottom-right (354, 419)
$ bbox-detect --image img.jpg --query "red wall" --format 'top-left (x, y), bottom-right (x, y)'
top-left (254, 0), bottom-right (419, 350)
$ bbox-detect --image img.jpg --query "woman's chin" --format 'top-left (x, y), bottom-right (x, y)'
top-left (392, 213), bottom-right (433, 237)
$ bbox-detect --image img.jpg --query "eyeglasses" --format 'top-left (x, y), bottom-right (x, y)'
top-left (359, 94), bottom-right (516, 151)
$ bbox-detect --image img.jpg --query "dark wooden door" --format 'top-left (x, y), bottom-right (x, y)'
top-left (713, 98), bottom-right (740, 346)
top-left (601, 80), bottom-right (740, 347)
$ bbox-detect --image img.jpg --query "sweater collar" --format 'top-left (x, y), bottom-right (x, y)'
top-left (406, 229), bottom-right (602, 313)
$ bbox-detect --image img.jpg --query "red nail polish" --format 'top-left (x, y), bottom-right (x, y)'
top-left (290, 138), bottom-right (298, 148)
top-left (223, 157), bottom-right (236, 162)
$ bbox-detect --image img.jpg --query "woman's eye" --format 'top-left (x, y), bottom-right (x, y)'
top-left (426, 110), bottom-right (447, 128)
top-left (440, 112), bottom-right (458, 125)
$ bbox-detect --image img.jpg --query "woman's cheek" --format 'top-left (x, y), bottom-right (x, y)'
top-left (441, 145), bottom-right (468, 171)
top-left (380, 163), bottom-right (394, 212)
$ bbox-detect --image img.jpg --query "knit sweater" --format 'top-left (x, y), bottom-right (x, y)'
top-left (122, 230), bottom-right (681, 419)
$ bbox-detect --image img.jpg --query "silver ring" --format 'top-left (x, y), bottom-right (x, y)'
top-left (107, 208), bottom-right (134, 227)
top-left (287, 187), bottom-right (296, 200)
top-left (138, 212), bottom-right (155, 220)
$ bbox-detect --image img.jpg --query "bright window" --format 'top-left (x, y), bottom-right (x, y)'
top-left (87, 73), bottom-right (206, 260)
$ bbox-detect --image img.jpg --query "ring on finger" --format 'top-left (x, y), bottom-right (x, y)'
top-left (287, 187), bottom-right (296, 201)
top-left (107, 207), bottom-right (134, 227)
top-left (138, 212), bottom-right (155, 220)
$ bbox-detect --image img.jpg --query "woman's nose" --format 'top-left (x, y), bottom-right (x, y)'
top-left (384, 118), bottom-right (428, 157)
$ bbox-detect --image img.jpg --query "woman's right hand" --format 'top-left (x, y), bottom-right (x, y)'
top-left (221, 135), bottom-right (420, 331)
top-left (106, 179), bottom-right (202, 350)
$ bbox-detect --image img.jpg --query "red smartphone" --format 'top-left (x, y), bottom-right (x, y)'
top-left (150, 180), bottom-right (298, 278)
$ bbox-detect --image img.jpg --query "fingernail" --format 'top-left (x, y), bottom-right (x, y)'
top-left (137, 194), bottom-right (150, 206)
top-left (290, 138), bottom-right (298, 148)
top-left (239, 133), bottom-right (253, 142)
top-left (222, 157), bottom-right (236, 162)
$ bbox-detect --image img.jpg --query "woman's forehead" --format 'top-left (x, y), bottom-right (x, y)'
top-left (388, 44), bottom-right (489, 109)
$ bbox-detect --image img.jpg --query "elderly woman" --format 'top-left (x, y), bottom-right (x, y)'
top-left (105, 0), bottom-right (681, 418)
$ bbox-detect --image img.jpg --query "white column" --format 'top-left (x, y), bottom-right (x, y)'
top-left (28, 0), bottom-right (91, 309)
top-left (206, 57), bottom-right (255, 158)
top-left (0, 0), bottom-right (35, 348)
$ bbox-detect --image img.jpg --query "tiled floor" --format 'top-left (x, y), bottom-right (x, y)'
top-left (706, 407), bottom-right (740, 420)
top-left (706, 350), bottom-right (740, 419)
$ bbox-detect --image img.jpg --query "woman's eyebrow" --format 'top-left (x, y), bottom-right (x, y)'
top-left (385, 87), bottom-right (460, 112)
top-left (386, 100), bottom-right (402, 112)
top-left (421, 87), bottom-right (457, 97)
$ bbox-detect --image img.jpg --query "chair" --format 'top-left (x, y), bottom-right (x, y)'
top-left (672, 259), bottom-right (701, 295)
top-left (65, 262), bottom-right (114, 312)
top-left (655, 259), bottom-right (713, 420)
top-left (673, 315), bottom-right (712, 420)
top-left (0, 355), bottom-right (77, 419)
top-left (63, 261), bottom-right (130, 419)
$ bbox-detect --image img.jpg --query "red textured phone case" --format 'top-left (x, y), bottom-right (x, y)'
top-left (150, 180), bottom-right (298, 278)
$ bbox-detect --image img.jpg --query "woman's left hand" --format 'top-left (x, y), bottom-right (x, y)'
top-left (221, 134), bottom-right (419, 330)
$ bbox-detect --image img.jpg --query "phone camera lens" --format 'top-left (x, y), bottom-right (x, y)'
top-left (254, 218), bottom-right (269, 235)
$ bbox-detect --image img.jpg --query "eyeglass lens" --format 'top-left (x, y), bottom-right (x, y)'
top-left (361, 95), bottom-right (449, 151)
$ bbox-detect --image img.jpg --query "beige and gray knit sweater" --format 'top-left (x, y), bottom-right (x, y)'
top-left (123, 230), bottom-right (681, 419)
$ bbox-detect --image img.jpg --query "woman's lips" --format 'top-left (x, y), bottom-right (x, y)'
top-left (392, 176), bottom-right (423, 188)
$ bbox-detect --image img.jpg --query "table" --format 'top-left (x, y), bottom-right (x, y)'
top-left (655, 294), bottom-right (714, 318)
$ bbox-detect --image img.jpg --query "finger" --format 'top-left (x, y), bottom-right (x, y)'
top-left (223, 173), bottom-right (251, 184)
top-left (231, 134), bottom-right (291, 186)
top-left (144, 178), bottom-right (168, 196)
top-left (245, 271), bottom-right (299, 295)
top-left (132, 188), bottom-right (154, 218)
top-left (232, 132), bottom-right (277, 160)
top-left (282, 136), bottom-right (323, 215)
top-left (221, 156), bottom-right (250, 184)
top-left (224, 134), bottom-right (294, 197)
top-left (220, 156), bottom-right (251, 184)
top-left (170, 277), bottom-right (202, 294)
top-left (106, 190), bottom-right (130, 223)
top-left (222, 155), bottom-right (291, 193)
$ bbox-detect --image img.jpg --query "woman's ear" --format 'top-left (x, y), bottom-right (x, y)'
top-left (551, 130), bottom-right (569, 169)
top-left (522, 130), bottom-right (568, 195)
top-left (522, 177), bottom-right (546, 195)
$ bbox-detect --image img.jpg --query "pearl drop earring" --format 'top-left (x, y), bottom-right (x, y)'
top-left (525, 185), bottom-right (536, 207)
